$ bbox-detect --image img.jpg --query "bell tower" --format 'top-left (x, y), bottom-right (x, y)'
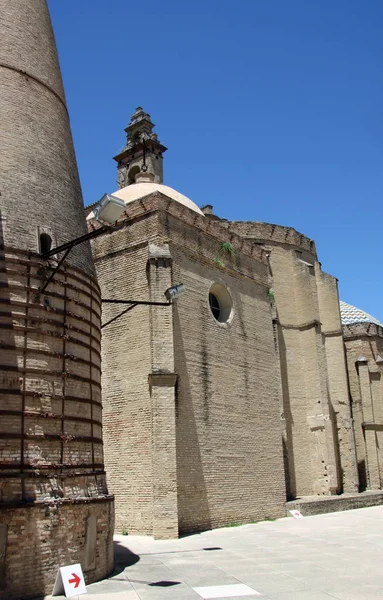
top-left (114, 107), bottom-right (167, 188)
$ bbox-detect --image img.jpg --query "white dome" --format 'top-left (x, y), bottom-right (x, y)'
top-left (111, 182), bottom-right (204, 216)
top-left (340, 301), bottom-right (383, 327)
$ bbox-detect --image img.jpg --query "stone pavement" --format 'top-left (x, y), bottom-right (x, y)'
top-left (42, 506), bottom-right (383, 600)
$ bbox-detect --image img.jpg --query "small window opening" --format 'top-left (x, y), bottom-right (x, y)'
top-left (40, 232), bottom-right (52, 255)
top-left (128, 165), bottom-right (140, 184)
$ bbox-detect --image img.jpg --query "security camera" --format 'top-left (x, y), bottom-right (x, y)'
top-left (164, 283), bottom-right (185, 302)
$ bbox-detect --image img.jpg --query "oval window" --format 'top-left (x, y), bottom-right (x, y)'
top-left (208, 283), bottom-right (233, 324)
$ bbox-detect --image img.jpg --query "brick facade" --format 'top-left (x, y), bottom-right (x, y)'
top-left (90, 195), bottom-right (287, 537)
top-left (91, 182), bottom-right (372, 540)
top-left (87, 104), bottom-right (383, 541)
top-left (343, 323), bottom-right (383, 491)
top-left (222, 220), bottom-right (359, 497)
top-left (0, 499), bottom-right (114, 600)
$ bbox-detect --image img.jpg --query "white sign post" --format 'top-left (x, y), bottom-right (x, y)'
top-left (52, 563), bottom-right (87, 598)
top-left (289, 509), bottom-right (304, 519)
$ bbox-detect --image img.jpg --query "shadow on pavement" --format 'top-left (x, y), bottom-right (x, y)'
top-left (128, 579), bottom-right (181, 587)
top-left (112, 542), bottom-right (181, 588)
top-left (112, 539), bottom-right (140, 577)
top-left (110, 540), bottom-right (222, 588)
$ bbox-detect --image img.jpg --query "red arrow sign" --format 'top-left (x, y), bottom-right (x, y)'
top-left (68, 573), bottom-right (81, 588)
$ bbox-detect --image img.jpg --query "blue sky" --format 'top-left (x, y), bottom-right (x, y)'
top-left (48, 0), bottom-right (382, 321)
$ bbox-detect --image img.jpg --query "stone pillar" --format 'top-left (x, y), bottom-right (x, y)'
top-left (317, 271), bottom-right (359, 493)
top-left (357, 359), bottom-right (380, 489)
top-left (147, 244), bottom-right (178, 539)
top-left (270, 247), bottom-right (338, 496)
top-left (304, 321), bottom-right (339, 495)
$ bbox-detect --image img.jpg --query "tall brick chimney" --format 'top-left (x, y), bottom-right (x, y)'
top-left (0, 2), bottom-right (114, 598)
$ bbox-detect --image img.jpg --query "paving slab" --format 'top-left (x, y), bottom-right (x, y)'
top-left (39, 505), bottom-right (383, 600)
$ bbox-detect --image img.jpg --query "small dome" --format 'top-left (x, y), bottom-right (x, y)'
top-left (340, 301), bottom-right (383, 327)
top-left (111, 182), bottom-right (204, 216)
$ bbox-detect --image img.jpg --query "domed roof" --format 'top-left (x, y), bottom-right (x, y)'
top-left (340, 301), bottom-right (383, 327)
top-left (111, 182), bottom-right (204, 216)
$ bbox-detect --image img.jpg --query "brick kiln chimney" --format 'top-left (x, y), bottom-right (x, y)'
top-left (0, 1), bottom-right (114, 598)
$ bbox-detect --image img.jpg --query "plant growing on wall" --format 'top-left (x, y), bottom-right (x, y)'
top-left (220, 241), bottom-right (235, 257)
top-left (267, 288), bottom-right (275, 305)
top-left (213, 241), bottom-right (236, 268)
top-left (213, 257), bottom-right (225, 268)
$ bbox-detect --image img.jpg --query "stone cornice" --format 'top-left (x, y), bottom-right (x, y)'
top-left (148, 372), bottom-right (178, 387)
top-left (220, 220), bottom-right (317, 257)
top-left (86, 192), bottom-right (269, 269)
top-left (342, 322), bottom-right (383, 340)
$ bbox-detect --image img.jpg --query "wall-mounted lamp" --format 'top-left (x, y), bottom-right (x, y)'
top-left (101, 283), bottom-right (186, 308)
top-left (101, 284), bottom-right (186, 329)
top-left (92, 194), bottom-right (126, 225)
top-left (164, 283), bottom-right (185, 301)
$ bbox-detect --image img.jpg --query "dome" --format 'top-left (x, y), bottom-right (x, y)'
top-left (340, 301), bottom-right (383, 327)
top-left (111, 182), bottom-right (204, 216)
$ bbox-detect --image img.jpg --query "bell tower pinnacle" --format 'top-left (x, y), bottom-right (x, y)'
top-left (114, 107), bottom-right (167, 188)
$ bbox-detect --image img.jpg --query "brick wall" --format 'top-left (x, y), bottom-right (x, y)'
top-left (171, 245), bottom-right (286, 532)
top-left (0, 248), bottom-right (107, 500)
top-left (0, 498), bottom-right (114, 600)
top-left (263, 246), bottom-right (339, 496)
top-left (0, 247), bottom-right (114, 598)
top-left (90, 200), bottom-right (287, 536)
top-left (221, 220), bottom-right (317, 257)
top-left (224, 220), bottom-right (360, 498)
top-left (317, 272), bottom-right (358, 493)
top-left (0, 0), bottom-right (94, 274)
top-left (92, 219), bottom-right (157, 535)
top-left (344, 324), bottom-right (383, 490)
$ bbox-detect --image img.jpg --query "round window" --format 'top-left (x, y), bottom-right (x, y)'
top-left (208, 283), bottom-right (233, 324)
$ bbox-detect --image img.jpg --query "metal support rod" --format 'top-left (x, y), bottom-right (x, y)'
top-left (101, 298), bottom-right (171, 306)
top-left (142, 136), bottom-right (147, 171)
top-left (40, 224), bottom-right (109, 259)
top-left (39, 223), bottom-right (122, 293)
top-left (39, 247), bottom-right (71, 294)
top-left (101, 302), bottom-right (138, 330)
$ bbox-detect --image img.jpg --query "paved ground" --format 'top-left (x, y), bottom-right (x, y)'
top-left (44, 506), bottom-right (383, 600)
